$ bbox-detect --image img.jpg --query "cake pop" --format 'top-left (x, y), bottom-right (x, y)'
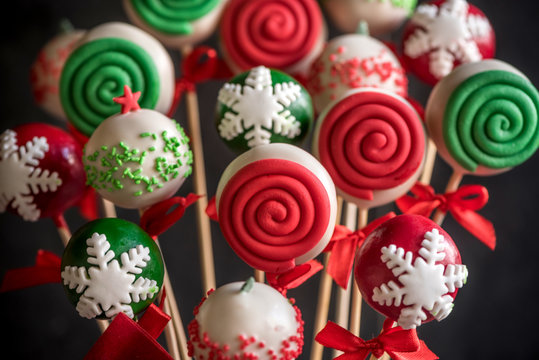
top-left (0, 123), bottom-right (86, 222)
top-left (61, 218), bottom-right (164, 320)
top-left (312, 88), bottom-right (426, 209)
top-left (215, 143), bottom-right (337, 274)
top-left (355, 214), bottom-right (468, 329)
top-left (402, 0), bottom-right (495, 85)
top-left (188, 278), bottom-right (304, 360)
top-left (60, 22), bottom-right (175, 137)
top-left (83, 86), bottom-right (193, 209)
top-left (219, 0), bottom-right (326, 76)
top-left (216, 65), bottom-right (314, 153)
top-left (122, 0), bottom-right (228, 49)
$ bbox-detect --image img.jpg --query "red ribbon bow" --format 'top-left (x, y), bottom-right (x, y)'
top-left (167, 46), bottom-right (233, 117)
top-left (396, 183), bottom-right (496, 249)
top-left (0, 250), bottom-right (62, 292)
top-left (315, 319), bottom-right (438, 360)
top-left (266, 260), bottom-right (323, 296)
top-left (325, 213), bottom-right (396, 289)
top-left (140, 193), bottom-right (201, 238)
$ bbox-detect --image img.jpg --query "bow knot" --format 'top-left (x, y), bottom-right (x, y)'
top-left (266, 260), bottom-right (323, 296)
top-left (396, 183), bottom-right (496, 249)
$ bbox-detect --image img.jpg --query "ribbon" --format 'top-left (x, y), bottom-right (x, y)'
top-left (325, 213), bottom-right (396, 289)
top-left (0, 250), bottom-right (61, 292)
top-left (205, 195), bottom-right (218, 221)
top-left (140, 193), bottom-right (201, 238)
top-left (315, 319), bottom-right (438, 360)
top-left (84, 303), bottom-right (173, 360)
top-left (167, 46), bottom-right (233, 117)
top-left (266, 260), bottom-right (323, 296)
top-left (396, 183), bottom-right (496, 249)
top-left (77, 186), bottom-right (99, 221)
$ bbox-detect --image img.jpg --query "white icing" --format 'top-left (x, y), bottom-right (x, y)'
top-left (193, 281), bottom-right (300, 359)
top-left (215, 143), bottom-right (337, 265)
top-left (372, 228), bottom-right (468, 329)
top-left (425, 59), bottom-right (526, 176)
top-left (61, 232), bottom-right (159, 319)
top-left (123, 0), bottom-right (229, 49)
top-left (76, 22), bottom-right (175, 115)
top-left (218, 66), bottom-right (303, 148)
top-left (0, 130), bottom-right (62, 221)
top-left (84, 109), bottom-right (192, 209)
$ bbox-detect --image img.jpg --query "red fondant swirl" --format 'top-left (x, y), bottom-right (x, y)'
top-left (317, 91), bottom-right (424, 201)
top-left (220, 0), bottom-right (323, 71)
top-left (218, 159), bottom-right (331, 273)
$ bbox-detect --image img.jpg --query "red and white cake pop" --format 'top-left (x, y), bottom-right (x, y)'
top-left (312, 88), bottom-right (425, 209)
top-left (188, 278), bottom-right (304, 360)
top-left (307, 32), bottom-right (408, 114)
top-left (30, 25), bottom-right (85, 120)
top-left (219, 0), bottom-right (326, 77)
top-left (401, 0), bottom-right (495, 85)
top-left (0, 123), bottom-right (86, 221)
top-left (83, 86), bottom-right (193, 209)
top-left (355, 214), bottom-right (468, 329)
top-left (216, 143), bottom-right (337, 274)
top-left (322, 0), bottom-right (418, 37)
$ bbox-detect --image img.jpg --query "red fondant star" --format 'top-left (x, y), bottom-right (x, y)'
top-left (113, 85), bottom-right (141, 114)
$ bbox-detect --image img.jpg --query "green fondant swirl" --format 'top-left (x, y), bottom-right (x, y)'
top-left (130, 0), bottom-right (220, 35)
top-left (60, 38), bottom-right (160, 136)
top-left (84, 121), bottom-right (192, 197)
top-left (443, 70), bottom-right (539, 171)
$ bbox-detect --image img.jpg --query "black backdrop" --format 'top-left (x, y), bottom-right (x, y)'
top-left (1, 0), bottom-right (539, 359)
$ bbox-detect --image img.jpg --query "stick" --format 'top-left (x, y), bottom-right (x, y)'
top-left (332, 201), bottom-right (358, 358)
top-left (349, 208), bottom-right (368, 336)
top-left (419, 139), bottom-right (438, 185)
top-left (254, 269), bottom-right (265, 283)
top-left (180, 45), bottom-right (217, 293)
top-left (101, 197), bottom-right (117, 218)
top-left (432, 171), bottom-right (464, 225)
top-left (310, 196), bottom-right (344, 360)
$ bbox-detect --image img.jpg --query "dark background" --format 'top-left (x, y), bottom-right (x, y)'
top-left (1, 0), bottom-right (538, 359)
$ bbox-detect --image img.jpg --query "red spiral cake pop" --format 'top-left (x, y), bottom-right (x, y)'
top-left (219, 0), bottom-right (326, 77)
top-left (355, 215), bottom-right (467, 329)
top-left (215, 143), bottom-right (337, 274)
top-left (0, 123), bottom-right (86, 222)
top-left (313, 88), bottom-right (425, 209)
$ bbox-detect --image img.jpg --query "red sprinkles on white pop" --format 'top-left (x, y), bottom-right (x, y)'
top-left (402, 0), bottom-right (495, 85)
top-left (216, 143), bottom-right (337, 274)
top-left (188, 279), bottom-right (304, 360)
top-left (308, 33), bottom-right (408, 114)
top-left (355, 214), bottom-right (468, 329)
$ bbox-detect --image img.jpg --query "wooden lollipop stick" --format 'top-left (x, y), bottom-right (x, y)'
top-left (419, 139), bottom-right (438, 185)
top-left (101, 198), bottom-right (117, 218)
top-left (432, 171), bottom-right (464, 225)
top-left (180, 45), bottom-right (217, 293)
top-left (310, 196), bottom-right (343, 360)
top-left (349, 208), bottom-right (368, 336)
top-left (254, 269), bottom-right (265, 283)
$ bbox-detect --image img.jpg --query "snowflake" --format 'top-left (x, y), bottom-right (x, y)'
top-left (372, 228), bottom-right (468, 329)
top-left (61, 232), bottom-right (160, 319)
top-left (218, 66), bottom-right (303, 148)
top-left (404, 0), bottom-right (491, 79)
top-left (0, 130), bottom-right (62, 221)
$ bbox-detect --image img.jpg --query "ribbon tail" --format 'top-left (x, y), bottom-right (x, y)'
top-left (450, 207), bottom-right (496, 250)
top-left (327, 235), bottom-right (357, 289)
top-left (0, 250), bottom-right (62, 292)
top-left (396, 196), bottom-right (439, 218)
top-left (77, 186), bottom-right (99, 221)
top-left (315, 321), bottom-right (368, 355)
top-left (387, 341), bottom-right (439, 360)
top-left (205, 196), bottom-right (218, 222)
top-left (268, 260), bottom-right (323, 293)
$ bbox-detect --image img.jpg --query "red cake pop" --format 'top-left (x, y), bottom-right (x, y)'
top-left (0, 123), bottom-right (86, 222)
top-left (355, 214), bottom-right (468, 329)
top-left (401, 0), bottom-right (495, 85)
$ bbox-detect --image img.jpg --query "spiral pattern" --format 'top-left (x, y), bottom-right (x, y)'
top-left (60, 38), bottom-right (160, 136)
top-left (220, 0), bottom-right (323, 71)
top-left (317, 91), bottom-right (424, 201)
top-left (218, 158), bottom-right (332, 273)
top-left (130, 0), bottom-right (220, 35)
top-left (444, 70), bottom-right (539, 172)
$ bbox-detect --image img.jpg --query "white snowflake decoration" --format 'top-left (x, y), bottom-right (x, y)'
top-left (0, 129), bottom-right (62, 221)
top-left (218, 66), bottom-right (303, 148)
top-left (372, 228), bottom-right (468, 329)
top-left (404, 0), bottom-right (491, 79)
top-left (61, 232), bottom-right (160, 319)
